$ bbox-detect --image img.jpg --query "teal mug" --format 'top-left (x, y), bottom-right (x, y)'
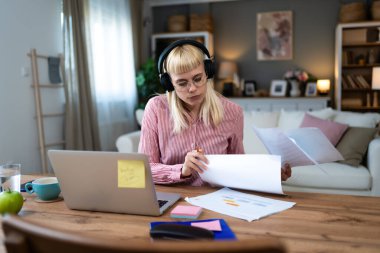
top-left (25, 177), bottom-right (61, 201)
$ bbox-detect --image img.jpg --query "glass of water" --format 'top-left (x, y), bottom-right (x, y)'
top-left (0, 164), bottom-right (21, 192)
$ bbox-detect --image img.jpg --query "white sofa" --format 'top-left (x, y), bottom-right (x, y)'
top-left (116, 108), bottom-right (380, 197)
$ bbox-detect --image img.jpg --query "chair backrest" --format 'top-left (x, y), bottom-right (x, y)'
top-left (2, 215), bottom-right (286, 253)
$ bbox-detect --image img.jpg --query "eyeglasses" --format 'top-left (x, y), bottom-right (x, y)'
top-left (173, 74), bottom-right (207, 91)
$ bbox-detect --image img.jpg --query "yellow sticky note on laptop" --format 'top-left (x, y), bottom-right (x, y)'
top-left (118, 160), bottom-right (145, 188)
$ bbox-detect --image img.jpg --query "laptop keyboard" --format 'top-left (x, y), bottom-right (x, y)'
top-left (158, 200), bottom-right (168, 208)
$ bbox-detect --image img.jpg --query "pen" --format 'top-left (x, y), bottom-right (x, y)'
top-left (195, 146), bottom-right (203, 154)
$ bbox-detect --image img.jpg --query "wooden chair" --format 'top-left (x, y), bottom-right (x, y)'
top-left (2, 215), bottom-right (286, 253)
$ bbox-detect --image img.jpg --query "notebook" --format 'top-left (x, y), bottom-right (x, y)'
top-left (150, 219), bottom-right (236, 240)
top-left (48, 150), bottom-right (180, 216)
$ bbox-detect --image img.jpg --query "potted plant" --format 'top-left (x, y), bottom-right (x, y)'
top-left (135, 58), bottom-right (164, 109)
top-left (284, 69), bottom-right (316, 97)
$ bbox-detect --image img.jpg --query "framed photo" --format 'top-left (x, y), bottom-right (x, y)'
top-left (257, 11), bottom-right (293, 61)
top-left (270, 80), bottom-right (287, 97)
top-left (244, 80), bottom-right (256, 96)
top-left (305, 82), bottom-right (317, 97)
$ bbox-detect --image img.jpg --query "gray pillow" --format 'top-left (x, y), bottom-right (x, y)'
top-left (336, 127), bottom-right (378, 167)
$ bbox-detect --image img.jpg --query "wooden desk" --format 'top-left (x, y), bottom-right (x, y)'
top-left (1, 176), bottom-right (380, 253)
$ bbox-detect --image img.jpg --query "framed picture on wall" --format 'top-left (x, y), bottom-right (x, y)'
top-left (257, 11), bottom-right (293, 61)
top-left (270, 80), bottom-right (287, 96)
top-left (305, 82), bottom-right (318, 96)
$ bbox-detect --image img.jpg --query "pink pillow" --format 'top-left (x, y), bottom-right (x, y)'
top-left (299, 113), bottom-right (348, 146)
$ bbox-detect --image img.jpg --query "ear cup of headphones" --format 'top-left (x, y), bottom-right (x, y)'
top-left (204, 59), bottom-right (215, 79)
top-left (160, 73), bottom-right (174, 92)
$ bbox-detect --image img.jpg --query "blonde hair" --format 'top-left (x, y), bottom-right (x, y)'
top-left (164, 44), bottom-right (224, 133)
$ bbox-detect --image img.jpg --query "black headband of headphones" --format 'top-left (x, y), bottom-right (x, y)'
top-left (157, 39), bottom-right (212, 75)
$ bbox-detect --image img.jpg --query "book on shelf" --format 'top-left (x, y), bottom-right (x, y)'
top-left (346, 75), bottom-right (358, 88)
top-left (344, 50), bottom-right (354, 65)
top-left (342, 98), bottom-right (362, 107)
top-left (344, 74), bottom-right (371, 89)
top-left (342, 51), bottom-right (348, 65)
top-left (354, 75), bottom-right (366, 88)
top-left (342, 76), bottom-right (350, 89)
top-left (357, 75), bottom-right (370, 88)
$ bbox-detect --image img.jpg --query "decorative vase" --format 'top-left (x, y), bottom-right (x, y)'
top-left (289, 80), bottom-right (301, 97)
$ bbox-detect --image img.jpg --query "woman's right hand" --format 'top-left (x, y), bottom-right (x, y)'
top-left (181, 148), bottom-right (208, 178)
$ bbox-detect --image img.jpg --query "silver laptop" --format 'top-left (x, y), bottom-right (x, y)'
top-left (48, 150), bottom-right (181, 216)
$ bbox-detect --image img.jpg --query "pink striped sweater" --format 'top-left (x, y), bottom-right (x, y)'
top-left (138, 95), bottom-right (244, 186)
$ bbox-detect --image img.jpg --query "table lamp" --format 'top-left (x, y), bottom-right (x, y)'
top-left (218, 61), bottom-right (238, 96)
top-left (371, 67), bottom-right (380, 107)
top-left (317, 79), bottom-right (330, 95)
top-left (218, 61), bottom-right (237, 81)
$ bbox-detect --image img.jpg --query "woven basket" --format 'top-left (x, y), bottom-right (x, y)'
top-left (168, 15), bottom-right (187, 32)
top-left (339, 2), bottom-right (367, 23)
top-left (190, 14), bottom-right (213, 32)
top-left (372, 1), bottom-right (380, 20)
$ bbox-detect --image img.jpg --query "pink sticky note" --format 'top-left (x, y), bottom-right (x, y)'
top-left (170, 205), bottom-right (202, 216)
top-left (191, 220), bottom-right (222, 231)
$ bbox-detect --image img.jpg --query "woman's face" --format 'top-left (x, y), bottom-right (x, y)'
top-left (170, 63), bottom-right (207, 110)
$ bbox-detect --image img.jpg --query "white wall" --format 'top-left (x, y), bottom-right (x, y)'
top-left (0, 0), bottom-right (63, 174)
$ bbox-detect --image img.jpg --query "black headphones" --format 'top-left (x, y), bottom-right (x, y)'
top-left (157, 39), bottom-right (215, 92)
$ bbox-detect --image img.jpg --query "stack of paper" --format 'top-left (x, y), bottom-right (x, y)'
top-left (185, 187), bottom-right (295, 222)
top-left (170, 205), bottom-right (203, 219)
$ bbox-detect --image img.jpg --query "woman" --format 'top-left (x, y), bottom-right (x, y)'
top-left (138, 40), bottom-right (291, 186)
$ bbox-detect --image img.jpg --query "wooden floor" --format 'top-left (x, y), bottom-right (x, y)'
top-left (1, 176), bottom-right (379, 253)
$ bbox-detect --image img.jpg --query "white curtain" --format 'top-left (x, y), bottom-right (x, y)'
top-left (86, 0), bottom-right (138, 150)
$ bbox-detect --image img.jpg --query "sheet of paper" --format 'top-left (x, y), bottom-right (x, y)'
top-left (191, 220), bottom-right (222, 231)
top-left (185, 187), bottom-right (296, 222)
top-left (253, 127), bottom-right (317, 167)
top-left (285, 128), bottom-right (344, 163)
top-left (117, 160), bottom-right (145, 188)
top-left (199, 154), bottom-right (283, 195)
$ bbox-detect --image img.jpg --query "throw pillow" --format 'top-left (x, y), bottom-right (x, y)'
top-left (244, 111), bottom-right (279, 154)
top-left (333, 111), bottom-right (380, 128)
top-left (299, 113), bottom-right (348, 146)
top-left (278, 110), bottom-right (305, 131)
top-left (308, 107), bottom-right (336, 120)
top-left (277, 108), bottom-right (337, 131)
top-left (250, 111), bottom-right (280, 127)
top-left (336, 127), bottom-right (378, 167)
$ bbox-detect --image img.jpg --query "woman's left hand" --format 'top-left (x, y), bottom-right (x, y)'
top-left (281, 163), bottom-right (292, 181)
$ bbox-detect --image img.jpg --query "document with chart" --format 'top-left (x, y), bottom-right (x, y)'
top-left (253, 127), bottom-right (344, 167)
top-left (185, 187), bottom-right (295, 222)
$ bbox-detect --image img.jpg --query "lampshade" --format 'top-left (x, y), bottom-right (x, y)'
top-left (218, 61), bottom-right (238, 80)
top-left (372, 67), bottom-right (380, 90)
top-left (317, 79), bottom-right (331, 93)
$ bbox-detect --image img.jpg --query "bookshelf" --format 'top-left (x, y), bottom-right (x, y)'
top-left (335, 21), bottom-right (380, 112)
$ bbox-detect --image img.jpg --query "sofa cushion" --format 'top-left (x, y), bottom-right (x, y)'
top-left (283, 163), bottom-right (371, 190)
top-left (243, 111), bottom-right (279, 154)
top-left (333, 111), bottom-right (380, 128)
top-left (278, 110), bottom-right (305, 130)
top-left (299, 113), bottom-right (348, 146)
top-left (308, 107), bottom-right (336, 119)
top-left (336, 127), bottom-right (378, 167)
top-left (277, 108), bottom-right (336, 131)
top-left (135, 109), bottom-right (144, 126)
